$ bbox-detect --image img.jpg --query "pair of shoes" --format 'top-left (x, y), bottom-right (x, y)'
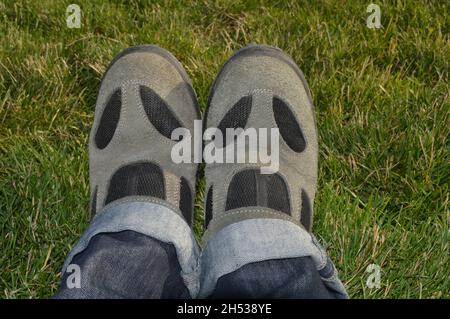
top-left (89, 44), bottom-right (317, 240)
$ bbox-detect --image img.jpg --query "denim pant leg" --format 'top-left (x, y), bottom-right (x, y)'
top-left (54, 198), bottom-right (200, 298)
top-left (55, 230), bottom-right (190, 298)
top-left (199, 219), bottom-right (348, 299)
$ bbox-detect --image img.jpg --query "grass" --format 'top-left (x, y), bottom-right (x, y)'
top-left (0, 0), bottom-right (448, 299)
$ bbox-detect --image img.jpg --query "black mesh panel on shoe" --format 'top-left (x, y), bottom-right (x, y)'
top-left (180, 177), bottom-right (192, 225)
top-left (266, 174), bottom-right (291, 213)
top-left (226, 169), bottom-right (290, 215)
top-left (105, 162), bottom-right (165, 205)
top-left (300, 189), bottom-right (312, 231)
top-left (95, 89), bottom-right (122, 149)
top-left (205, 186), bottom-right (213, 228)
top-left (272, 96), bottom-right (306, 152)
top-left (226, 170), bottom-right (257, 210)
top-left (139, 85), bottom-right (183, 140)
top-left (216, 95), bottom-right (252, 146)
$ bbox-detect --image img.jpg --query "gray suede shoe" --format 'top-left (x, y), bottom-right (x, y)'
top-left (89, 45), bottom-right (200, 226)
top-left (203, 44), bottom-right (318, 240)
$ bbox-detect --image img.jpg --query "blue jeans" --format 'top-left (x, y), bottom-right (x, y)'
top-left (54, 199), bottom-right (348, 298)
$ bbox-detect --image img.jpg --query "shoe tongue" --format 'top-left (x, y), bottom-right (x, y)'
top-left (225, 169), bottom-right (291, 215)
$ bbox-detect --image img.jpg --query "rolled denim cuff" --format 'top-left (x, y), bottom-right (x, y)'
top-left (61, 197), bottom-right (201, 298)
top-left (199, 218), bottom-right (348, 298)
